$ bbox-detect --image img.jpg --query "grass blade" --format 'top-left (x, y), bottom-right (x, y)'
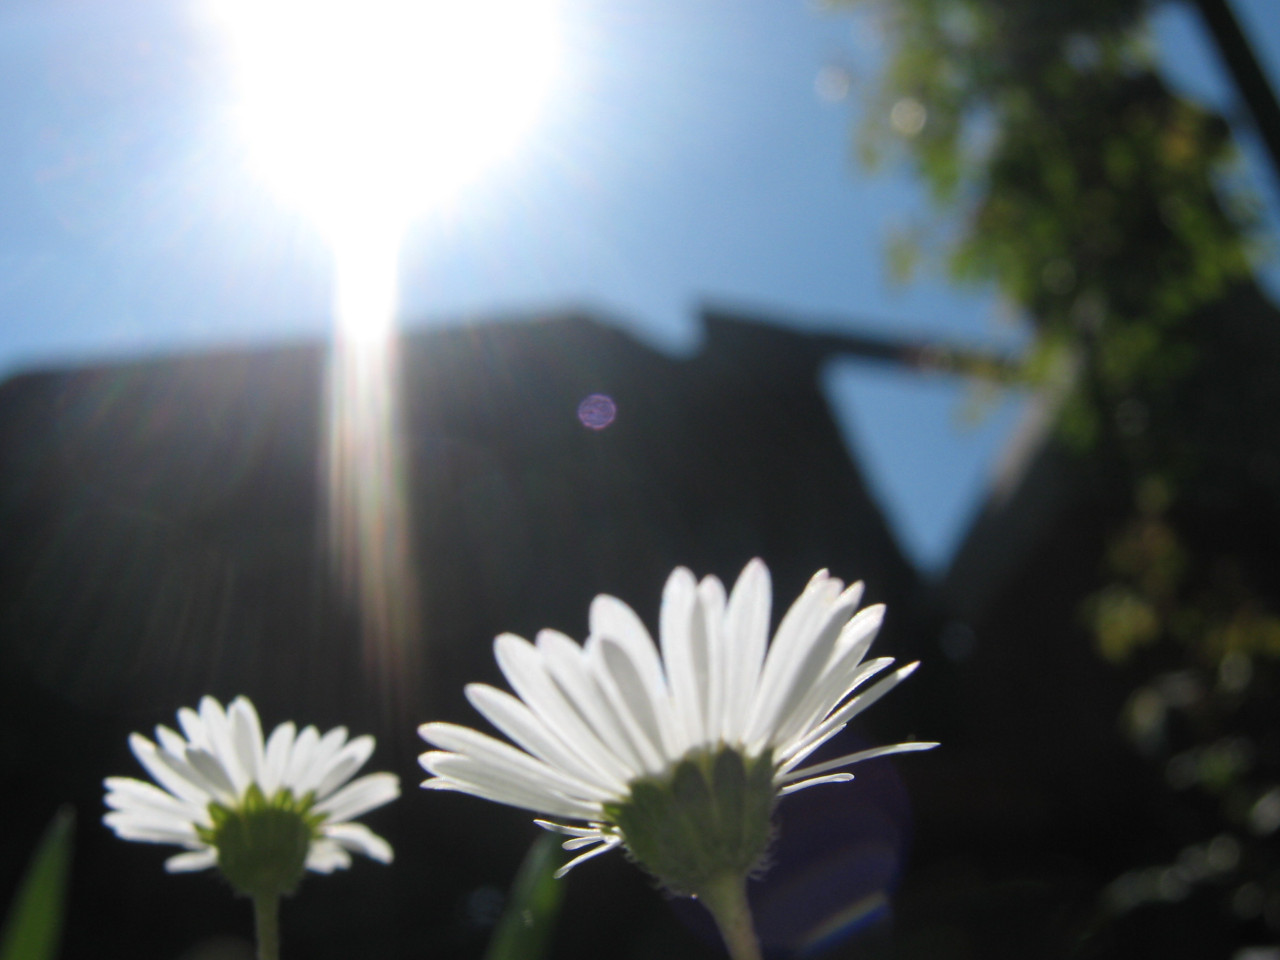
top-left (1, 806), bottom-right (74, 960)
top-left (483, 833), bottom-right (565, 960)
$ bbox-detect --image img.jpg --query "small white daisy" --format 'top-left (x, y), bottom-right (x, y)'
top-left (105, 695), bottom-right (399, 896)
top-left (419, 559), bottom-right (936, 894)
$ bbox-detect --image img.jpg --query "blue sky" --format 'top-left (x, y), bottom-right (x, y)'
top-left (0, 0), bottom-right (1277, 573)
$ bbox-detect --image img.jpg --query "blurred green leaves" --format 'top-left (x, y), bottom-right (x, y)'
top-left (836, 0), bottom-right (1280, 670)
top-left (839, 0), bottom-right (1255, 445)
top-left (483, 834), bottom-right (565, 960)
top-left (833, 0), bottom-right (1280, 947)
top-left (1, 808), bottom-right (73, 960)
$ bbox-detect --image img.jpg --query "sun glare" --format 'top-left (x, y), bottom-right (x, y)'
top-left (200, 0), bottom-right (563, 715)
top-left (208, 0), bottom-right (563, 237)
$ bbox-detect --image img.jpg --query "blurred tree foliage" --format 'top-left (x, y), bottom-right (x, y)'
top-left (835, 0), bottom-right (1280, 951)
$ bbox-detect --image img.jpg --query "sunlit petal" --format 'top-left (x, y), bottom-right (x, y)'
top-left (104, 696), bottom-right (397, 886)
top-left (418, 559), bottom-right (932, 889)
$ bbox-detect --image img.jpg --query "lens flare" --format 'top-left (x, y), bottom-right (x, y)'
top-left (324, 227), bottom-right (422, 714)
top-left (577, 393), bottom-right (617, 430)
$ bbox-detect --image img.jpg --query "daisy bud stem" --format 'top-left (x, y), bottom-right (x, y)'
top-left (698, 874), bottom-right (763, 960)
top-left (252, 893), bottom-right (281, 960)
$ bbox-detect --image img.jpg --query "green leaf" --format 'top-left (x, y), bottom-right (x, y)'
top-left (483, 834), bottom-right (565, 960)
top-left (0, 807), bottom-right (74, 960)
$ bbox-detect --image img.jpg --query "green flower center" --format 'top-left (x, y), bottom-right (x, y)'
top-left (196, 785), bottom-right (325, 899)
top-left (603, 747), bottom-right (776, 896)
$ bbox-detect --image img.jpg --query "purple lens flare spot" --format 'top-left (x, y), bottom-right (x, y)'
top-left (577, 393), bottom-right (617, 430)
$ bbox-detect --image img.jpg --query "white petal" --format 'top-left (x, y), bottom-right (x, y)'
top-left (421, 747), bottom-right (601, 818)
top-left (104, 776), bottom-right (208, 826)
top-left (494, 633), bottom-right (635, 784)
top-left (312, 735), bottom-right (376, 802)
top-left (743, 572), bottom-right (837, 749)
top-left (821, 607), bottom-right (885, 686)
top-left (103, 806), bottom-right (202, 837)
top-left (777, 662), bottom-right (922, 769)
top-left (780, 741), bottom-right (939, 784)
top-left (156, 749), bottom-right (235, 807)
top-left (589, 595), bottom-right (666, 694)
top-left (838, 580), bottom-right (865, 614)
top-left (127, 735), bottom-right (215, 808)
top-left (776, 655), bottom-right (894, 764)
top-left (537, 630), bottom-right (649, 776)
top-left (586, 637), bottom-right (667, 774)
top-left (553, 835), bottom-right (622, 878)
top-left (149, 738), bottom-right (235, 806)
top-left (292, 726), bottom-right (349, 797)
top-left (562, 835), bottom-right (607, 850)
top-left (771, 603), bottom-right (888, 757)
top-left (423, 768), bottom-right (601, 822)
top-left (104, 812), bottom-right (200, 845)
top-left (322, 822), bottom-right (394, 863)
top-left (465, 684), bottom-right (627, 795)
top-left (228, 697), bottom-right (266, 790)
top-left (165, 848), bottom-right (218, 872)
top-left (696, 575), bottom-right (728, 746)
top-left (659, 566), bottom-right (704, 751)
top-left (778, 773), bottom-right (854, 796)
top-left (198, 697), bottom-right (246, 794)
top-left (103, 776), bottom-right (179, 811)
top-left (155, 725), bottom-right (191, 758)
top-left (313, 772), bottom-right (400, 823)
top-left (283, 726), bottom-right (321, 791)
top-left (176, 707), bottom-right (208, 750)
top-left (812, 627), bottom-right (891, 709)
top-left (261, 721), bottom-right (296, 797)
top-left (533, 820), bottom-right (607, 839)
top-left (721, 559), bottom-right (771, 743)
top-left (782, 651), bottom-right (892, 757)
top-left (305, 838), bottom-right (352, 873)
top-left (420, 723), bottom-right (612, 802)
top-left (184, 747), bottom-right (239, 804)
top-left (749, 576), bottom-right (858, 751)
top-left (588, 594), bottom-right (678, 755)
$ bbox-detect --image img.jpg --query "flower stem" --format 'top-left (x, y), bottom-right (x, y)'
top-left (698, 874), bottom-right (763, 960)
top-left (252, 893), bottom-right (281, 960)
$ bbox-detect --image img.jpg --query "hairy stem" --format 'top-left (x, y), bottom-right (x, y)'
top-left (698, 874), bottom-right (763, 960)
top-left (252, 893), bottom-right (280, 960)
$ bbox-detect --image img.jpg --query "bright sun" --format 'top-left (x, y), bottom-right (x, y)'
top-left (207, 0), bottom-right (563, 244)
top-left (199, 0), bottom-right (564, 683)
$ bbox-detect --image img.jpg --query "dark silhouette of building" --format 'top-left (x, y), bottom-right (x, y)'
top-left (0, 310), bottom-right (951, 960)
top-left (9, 303), bottom-right (1232, 959)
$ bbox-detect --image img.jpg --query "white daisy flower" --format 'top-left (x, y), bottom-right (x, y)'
top-left (105, 695), bottom-right (399, 898)
top-left (418, 559), bottom-right (936, 896)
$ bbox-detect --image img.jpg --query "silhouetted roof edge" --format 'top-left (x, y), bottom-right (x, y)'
top-left (701, 304), bottom-right (1022, 379)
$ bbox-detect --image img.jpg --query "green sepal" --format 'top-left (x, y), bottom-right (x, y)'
top-left (604, 747), bottom-right (776, 897)
top-left (198, 786), bottom-right (321, 900)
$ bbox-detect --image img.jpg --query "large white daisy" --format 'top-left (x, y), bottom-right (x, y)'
top-left (105, 695), bottom-right (399, 889)
top-left (419, 559), bottom-right (936, 890)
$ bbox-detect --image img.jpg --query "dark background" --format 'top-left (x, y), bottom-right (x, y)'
top-left (0, 307), bottom-right (1230, 959)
